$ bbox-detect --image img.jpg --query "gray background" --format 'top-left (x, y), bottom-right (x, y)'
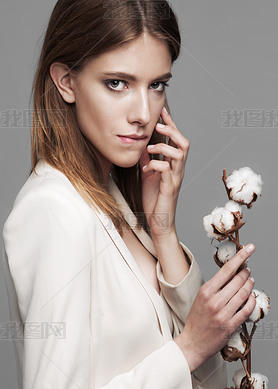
top-left (0, 0), bottom-right (277, 386)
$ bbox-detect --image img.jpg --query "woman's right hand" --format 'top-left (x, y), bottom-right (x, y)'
top-left (174, 243), bottom-right (256, 372)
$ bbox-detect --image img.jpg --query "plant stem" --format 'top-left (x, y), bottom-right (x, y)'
top-left (222, 169), bottom-right (230, 198)
top-left (235, 227), bottom-right (252, 377)
top-left (242, 322), bottom-right (251, 377)
top-left (242, 322), bottom-right (249, 340)
top-left (228, 235), bottom-right (243, 251)
top-left (241, 359), bottom-right (250, 379)
top-left (250, 323), bottom-right (257, 340)
top-left (235, 230), bottom-right (240, 252)
top-left (247, 351), bottom-right (251, 377)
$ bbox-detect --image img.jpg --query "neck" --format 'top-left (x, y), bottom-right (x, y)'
top-left (102, 164), bottom-right (112, 187)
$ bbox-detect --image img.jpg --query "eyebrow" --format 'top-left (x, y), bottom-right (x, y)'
top-left (100, 71), bottom-right (172, 82)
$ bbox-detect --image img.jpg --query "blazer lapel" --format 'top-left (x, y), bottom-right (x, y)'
top-left (107, 176), bottom-right (157, 258)
top-left (90, 176), bottom-right (171, 339)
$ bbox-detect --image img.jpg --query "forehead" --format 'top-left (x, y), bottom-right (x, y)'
top-left (83, 34), bottom-right (172, 80)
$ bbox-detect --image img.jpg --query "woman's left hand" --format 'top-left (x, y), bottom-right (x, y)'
top-left (139, 107), bottom-right (190, 240)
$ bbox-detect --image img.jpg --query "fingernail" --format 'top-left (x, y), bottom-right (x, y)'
top-left (246, 267), bottom-right (251, 273)
top-left (156, 123), bottom-right (165, 128)
top-left (142, 165), bottom-right (147, 170)
top-left (147, 144), bottom-right (155, 149)
top-left (245, 244), bottom-right (255, 254)
top-left (250, 277), bottom-right (255, 283)
top-left (163, 106), bottom-right (168, 114)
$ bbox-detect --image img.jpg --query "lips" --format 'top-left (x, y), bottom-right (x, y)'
top-left (117, 134), bottom-right (147, 144)
top-left (119, 134), bottom-right (147, 140)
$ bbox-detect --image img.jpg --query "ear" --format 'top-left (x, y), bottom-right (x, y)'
top-left (49, 62), bottom-right (76, 104)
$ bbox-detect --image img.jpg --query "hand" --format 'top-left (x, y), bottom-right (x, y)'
top-left (174, 244), bottom-right (257, 372)
top-left (139, 107), bottom-right (190, 239)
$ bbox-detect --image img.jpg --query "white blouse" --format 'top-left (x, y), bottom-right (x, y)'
top-left (2, 159), bottom-right (227, 388)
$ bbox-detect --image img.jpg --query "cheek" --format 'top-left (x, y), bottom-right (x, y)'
top-left (75, 89), bottom-right (109, 129)
top-left (152, 100), bottom-right (165, 123)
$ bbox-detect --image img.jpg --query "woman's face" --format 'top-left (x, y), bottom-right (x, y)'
top-left (70, 33), bottom-right (172, 178)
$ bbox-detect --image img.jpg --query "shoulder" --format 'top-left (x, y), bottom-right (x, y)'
top-left (12, 159), bottom-right (88, 208)
top-left (3, 159), bottom-right (100, 242)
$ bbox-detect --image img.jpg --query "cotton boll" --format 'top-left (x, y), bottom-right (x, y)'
top-left (203, 207), bottom-right (228, 240)
top-left (251, 373), bottom-right (269, 389)
top-left (211, 206), bottom-right (224, 215)
top-left (227, 329), bottom-right (246, 354)
top-left (203, 203), bottom-right (243, 242)
top-left (233, 369), bottom-right (269, 389)
top-left (214, 241), bottom-right (236, 267)
top-left (248, 289), bottom-right (271, 323)
top-left (225, 167), bottom-right (263, 208)
top-left (213, 208), bottom-right (235, 233)
top-left (225, 200), bottom-right (242, 214)
top-left (203, 214), bottom-right (220, 239)
top-left (226, 169), bottom-right (242, 187)
top-left (221, 327), bottom-right (249, 362)
top-left (233, 368), bottom-right (246, 388)
top-left (239, 167), bottom-right (256, 180)
top-left (231, 184), bottom-right (254, 205)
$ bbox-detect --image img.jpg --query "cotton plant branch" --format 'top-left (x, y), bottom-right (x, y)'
top-left (203, 167), bottom-right (270, 389)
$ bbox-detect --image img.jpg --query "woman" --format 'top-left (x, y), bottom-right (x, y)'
top-left (2, 0), bottom-right (256, 388)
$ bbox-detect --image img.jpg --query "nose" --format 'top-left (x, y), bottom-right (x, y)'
top-left (127, 88), bottom-right (151, 127)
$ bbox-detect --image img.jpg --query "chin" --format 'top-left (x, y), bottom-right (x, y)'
top-left (114, 157), bottom-right (140, 169)
top-left (116, 161), bottom-right (139, 169)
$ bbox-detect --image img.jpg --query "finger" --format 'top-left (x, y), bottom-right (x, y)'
top-left (230, 291), bottom-right (256, 330)
top-left (147, 143), bottom-right (184, 159)
top-left (209, 244), bottom-right (255, 292)
top-left (142, 159), bottom-right (172, 186)
top-left (160, 107), bottom-right (190, 150)
top-left (156, 122), bottom-right (190, 152)
top-left (216, 268), bottom-right (251, 309)
top-left (161, 106), bottom-right (178, 129)
top-left (147, 143), bottom-right (185, 174)
top-left (225, 277), bottom-right (255, 318)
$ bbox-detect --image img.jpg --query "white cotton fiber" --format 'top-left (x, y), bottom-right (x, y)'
top-left (248, 289), bottom-right (271, 323)
top-left (251, 373), bottom-right (269, 389)
top-left (233, 369), bottom-right (269, 388)
top-left (226, 167), bottom-right (263, 206)
top-left (203, 207), bottom-right (225, 239)
top-left (224, 200), bottom-right (242, 214)
top-left (227, 328), bottom-right (247, 354)
top-left (213, 208), bottom-right (235, 233)
top-left (203, 214), bottom-right (219, 239)
top-left (215, 241), bottom-right (236, 264)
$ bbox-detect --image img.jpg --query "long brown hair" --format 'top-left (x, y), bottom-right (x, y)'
top-left (31, 0), bottom-right (181, 234)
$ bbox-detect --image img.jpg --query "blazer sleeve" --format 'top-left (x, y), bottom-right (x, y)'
top-left (156, 243), bottom-right (227, 388)
top-left (157, 243), bottom-right (204, 327)
top-left (3, 189), bottom-right (195, 389)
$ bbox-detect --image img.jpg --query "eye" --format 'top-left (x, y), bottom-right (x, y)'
top-left (150, 81), bottom-right (169, 92)
top-left (106, 80), bottom-right (127, 91)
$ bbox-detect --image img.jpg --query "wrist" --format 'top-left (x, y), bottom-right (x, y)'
top-left (151, 229), bottom-right (190, 284)
top-left (174, 332), bottom-right (204, 373)
top-left (151, 228), bottom-right (178, 246)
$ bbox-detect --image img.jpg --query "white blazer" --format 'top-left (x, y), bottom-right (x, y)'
top-left (2, 159), bottom-right (227, 388)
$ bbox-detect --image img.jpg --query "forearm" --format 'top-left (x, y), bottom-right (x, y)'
top-left (152, 230), bottom-right (190, 285)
